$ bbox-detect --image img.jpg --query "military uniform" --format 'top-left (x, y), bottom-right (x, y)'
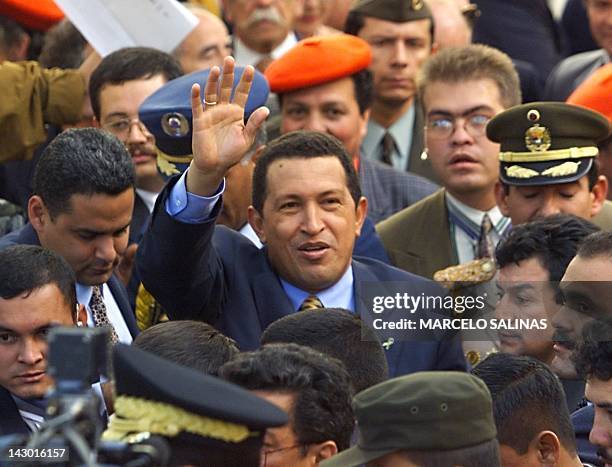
top-left (104, 344), bottom-right (287, 466)
top-left (321, 372), bottom-right (498, 467)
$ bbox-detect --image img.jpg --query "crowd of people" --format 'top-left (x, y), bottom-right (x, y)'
top-left (0, 0), bottom-right (611, 466)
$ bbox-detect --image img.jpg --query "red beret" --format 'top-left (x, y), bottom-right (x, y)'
top-left (265, 34), bottom-right (372, 93)
top-left (0, 0), bottom-right (64, 31)
top-left (567, 64), bottom-right (612, 122)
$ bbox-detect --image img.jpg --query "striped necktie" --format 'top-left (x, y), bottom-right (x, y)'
top-left (298, 295), bottom-right (324, 311)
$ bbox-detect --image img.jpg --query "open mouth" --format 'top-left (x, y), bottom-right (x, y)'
top-left (298, 242), bottom-right (330, 260)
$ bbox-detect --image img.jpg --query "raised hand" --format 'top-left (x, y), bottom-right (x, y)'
top-left (186, 56), bottom-right (269, 196)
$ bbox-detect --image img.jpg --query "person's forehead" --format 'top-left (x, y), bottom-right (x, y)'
top-left (56, 191), bottom-right (134, 227)
top-left (360, 16), bottom-right (432, 37)
top-left (499, 257), bottom-right (550, 282)
top-left (0, 285), bottom-right (72, 325)
top-left (586, 377), bottom-right (612, 404)
top-left (99, 75), bottom-right (167, 114)
top-left (282, 77), bottom-right (358, 107)
top-left (511, 178), bottom-right (588, 194)
top-left (423, 78), bottom-right (504, 112)
top-left (265, 156), bottom-right (348, 187)
top-left (563, 255), bottom-right (612, 282)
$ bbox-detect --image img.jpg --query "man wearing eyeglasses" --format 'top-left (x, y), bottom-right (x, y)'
top-left (89, 47), bottom-right (183, 246)
top-left (377, 44), bottom-right (520, 281)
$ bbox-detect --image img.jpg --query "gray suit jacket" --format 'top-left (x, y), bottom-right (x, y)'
top-left (376, 189), bottom-right (457, 279)
top-left (359, 157), bottom-right (438, 224)
top-left (543, 48), bottom-right (609, 101)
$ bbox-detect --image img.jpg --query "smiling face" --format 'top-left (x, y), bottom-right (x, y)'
top-left (0, 284), bottom-right (77, 399)
top-left (552, 254), bottom-right (612, 378)
top-left (496, 257), bottom-right (557, 365)
top-left (248, 156), bottom-right (367, 293)
top-left (423, 79), bottom-right (504, 197)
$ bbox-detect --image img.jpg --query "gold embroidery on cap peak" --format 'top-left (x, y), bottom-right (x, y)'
top-left (541, 161), bottom-right (581, 177)
top-left (505, 165), bottom-right (539, 179)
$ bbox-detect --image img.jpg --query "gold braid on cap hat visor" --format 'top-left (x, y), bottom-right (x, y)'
top-left (102, 395), bottom-right (254, 443)
top-left (499, 146), bottom-right (598, 162)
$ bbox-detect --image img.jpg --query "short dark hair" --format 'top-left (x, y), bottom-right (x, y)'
top-left (0, 16), bottom-right (26, 58)
top-left (0, 245), bottom-right (76, 312)
top-left (32, 128), bottom-right (135, 218)
top-left (251, 131), bottom-right (362, 214)
top-left (261, 308), bottom-right (388, 393)
top-left (38, 19), bottom-right (87, 69)
top-left (472, 353), bottom-right (577, 455)
top-left (89, 47), bottom-right (183, 119)
top-left (344, 11), bottom-right (435, 43)
top-left (133, 321), bottom-right (239, 376)
top-left (398, 438), bottom-right (500, 466)
top-left (574, 321), bottom-right (612, 382)
top-left (576, 230), bottom-right (612, 260)
top-left (219, 343), bottom-right (354, 451)
top-left (496, 214), bottom-right (599, 282)
top-left (277, 69), bottom-right (373, 115)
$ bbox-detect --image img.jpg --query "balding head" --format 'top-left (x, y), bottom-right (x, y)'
top-left (174, 6), bottom-right (231, 73)
top-left (428, 0), bottom-right (472, 48)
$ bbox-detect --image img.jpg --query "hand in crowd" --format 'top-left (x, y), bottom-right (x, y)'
top-left (186, 56), bottom-right (269, 197)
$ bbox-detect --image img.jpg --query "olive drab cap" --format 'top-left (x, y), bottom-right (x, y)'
top-left (487, 102), bottom-right (610, 186)
top-left (320, 372), bottom-right (496, 467)
top-left (350, 0), bottom-right (433, 22)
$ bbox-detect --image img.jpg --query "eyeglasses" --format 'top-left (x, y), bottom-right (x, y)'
top-left (102, 117), bottom-right (151, 139)
top-left (261, 444), bottom-right (304, 466)
top-left (425, 111), bottom-right (492, 139)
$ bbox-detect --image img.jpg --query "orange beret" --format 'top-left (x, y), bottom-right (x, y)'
top-left (265, 34), bottom-right (372, 93)
top-left (567, 64), bottom-right (612, 122)
top-left (0, 0), bottom-right (64, 31)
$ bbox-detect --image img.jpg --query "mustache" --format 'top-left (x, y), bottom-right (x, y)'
top-left (246, 6), bottom-right (284, 27)
top-left (552, 329), bottom-right (576, 349)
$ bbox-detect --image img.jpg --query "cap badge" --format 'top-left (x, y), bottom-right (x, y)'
top-left (161, 112), bottom-right (190, 137)
top-left (411, 0), bottom-right (424, 10)
top-left (524, 109), bottom-right (551, 152)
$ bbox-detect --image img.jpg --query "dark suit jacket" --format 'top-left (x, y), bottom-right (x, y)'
top-left (406, 101), bottom-right (437, 181)
top-left (359, 157), bottom-right (438, 224)
top-left (0, 387), bottom-right (29, 436)
top-left (0, 224), bottom-right (139, 338)
top-left (137, 180), bottom-right (466, 377)
top-left (377, 189), bottom-right (456, 279)
top-left (543, 49), bottom-right (609, 101)
top-left (571, 405), bottom-right (600, 466)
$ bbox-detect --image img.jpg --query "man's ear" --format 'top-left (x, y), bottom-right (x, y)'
top-left (28, 196), bottom-right (50, 233)
top-left (533, 431), bottom-right (561, 465)
top-left (247, 205), bottom-right (266, 243)
top-left (308, 440), bottom-right (337, 464)
top-left (355, 196), bottom-right (368, 237)
top-left (589, 175), bottom-right (608, 217)
top-left (494, 181), bottom-right (511, 217)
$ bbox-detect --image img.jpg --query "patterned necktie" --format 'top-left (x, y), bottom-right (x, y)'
top-left (298, 295), bottom-right (324, 311)
top-left (380, 132), bottom-right (395, 166)
top-left (90, 286), bottom-right (119, 344)
top-left (477, 214), bottom-right (495, 259)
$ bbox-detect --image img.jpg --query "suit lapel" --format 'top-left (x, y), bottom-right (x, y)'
top-left (0, 386), bottom-right (29, 436)
top-left (107, 276), bottom-right (139, 337)
top-left (251, 270), bottom-right (295, 330)
top-left (407, 99), bottom-right (438, 183)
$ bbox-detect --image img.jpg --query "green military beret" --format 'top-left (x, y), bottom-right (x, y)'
top-left (321, 372), bottom-right (496, 467)
top-left (350, 0), bottom-right (432, 22)
top-left (487, 102), bottom-right (610, 186)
